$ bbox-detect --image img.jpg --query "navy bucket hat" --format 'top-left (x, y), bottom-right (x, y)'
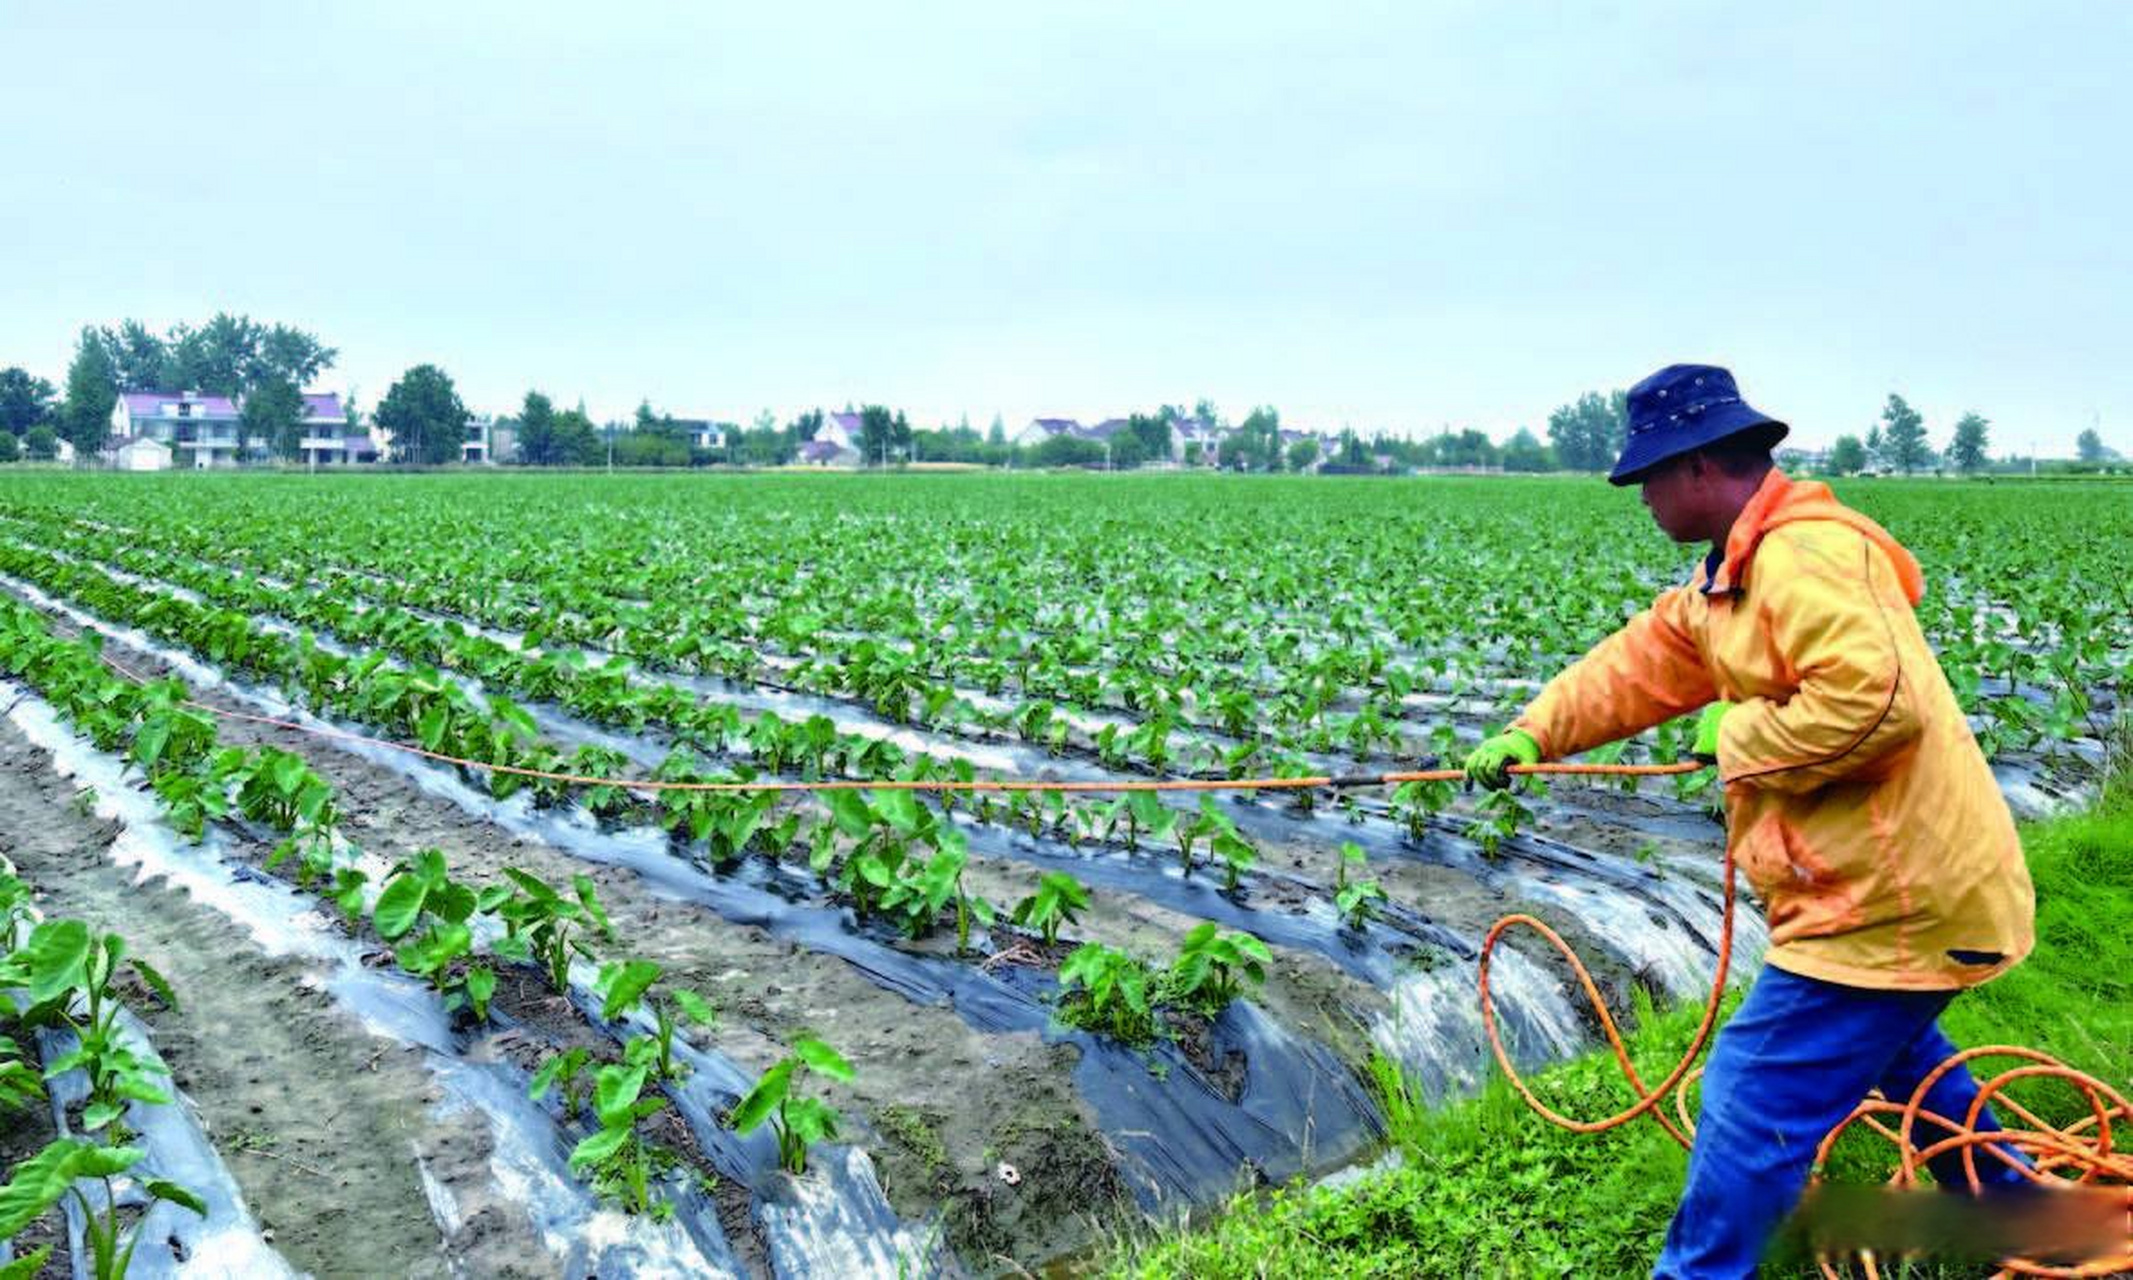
top-left (1608, 364), bottom-right (1789, 485)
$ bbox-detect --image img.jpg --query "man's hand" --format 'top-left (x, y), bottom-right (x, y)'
top-left (1691, 700), bottom-right (1736, 763)
top-left (1463, 729), bottom-right (1540, 791)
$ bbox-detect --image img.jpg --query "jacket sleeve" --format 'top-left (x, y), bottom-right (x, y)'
top-left (1715, 530), bottom-right (1923, 794)
top-left (1511, 586), bottom-right (1717, 759)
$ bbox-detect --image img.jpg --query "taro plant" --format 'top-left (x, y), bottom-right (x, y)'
top-left (1055, 943), bottom-right (1161, 1046)
top-left (569, 1061), bottom-right (677, 1218)
top-left (1161, 924), bottom-right (1272, 1018)
top-left (594, 960), bottom-right (716, 1083)
top-left (529, 1045), bottom-right (595, 1120)
top-left (880, 841), bottom-right (996, 952)
top-left (1011, 871), bottom-right (1089, 947)
top-left (491, 868), bottom-right (614, 991)
top-left (729, 1035), bottom-right (856, 1176)
top-left (0, 1138), bottom-right (204, 1280)
top-left (569, 743), bottom-right (635, 819)
top-left (1390, 776), bottom-right (1455, 843)
top-left (1333, 840), bottom-right (1386, 930)
top-left (0, 920), bottom-right (178, 1141)
top-left (1465, 784), bottom-right (1535, 860)
top-left (1106, 790), bottom-right (1176, 853)
top-left (374, 848), bottom-right (495, 1021)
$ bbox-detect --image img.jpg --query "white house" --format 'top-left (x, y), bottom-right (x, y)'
top-left (1012, 417), bottom-right (1081, 448)
top-left (295, 393), bottom-right (381, 467)
top-left (798, 438), bottom-right (861, 468)
top-left (817, 412), bottom-right (863, 451)
top-left (1169, 417), bottom-right (1223, 464)
top-left (464, 415), bottom-right (494, 464)
top-left (111, 391), bottom-right (247, 468)
top-left (110, 435), bottom-right (173, 471)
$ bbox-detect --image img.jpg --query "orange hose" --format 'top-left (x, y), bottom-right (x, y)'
top-left (1480, 843), bottom-right (2132, 1275)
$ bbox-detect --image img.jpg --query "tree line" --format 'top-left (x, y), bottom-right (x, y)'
top-left (4, 326), bottom-right (2119, 473)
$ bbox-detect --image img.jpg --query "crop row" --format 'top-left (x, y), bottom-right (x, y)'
top-left (0, 596), bottom-right (860, 1239)
top-left (6, 474), bottom-right (2119, 769)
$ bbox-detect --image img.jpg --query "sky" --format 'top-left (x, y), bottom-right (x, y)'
top-left (2, 1), bottom-right (2129, 454)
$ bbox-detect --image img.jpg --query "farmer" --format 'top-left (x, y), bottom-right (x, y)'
top-left (1462, 363), bottom-right (2037, 1277)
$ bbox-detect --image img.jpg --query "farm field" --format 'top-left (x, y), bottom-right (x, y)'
top-left (0, 470), bottom-right (2123, 1277)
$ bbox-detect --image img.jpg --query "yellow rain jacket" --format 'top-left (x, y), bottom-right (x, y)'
top-left (1512, 470), bottom-right (2033, 990)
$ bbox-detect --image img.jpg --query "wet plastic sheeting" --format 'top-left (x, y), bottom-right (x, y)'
top-left (2, 681), bottom-right (743, 1280)
top-left (39, 1010), bottom-right (293, 1280)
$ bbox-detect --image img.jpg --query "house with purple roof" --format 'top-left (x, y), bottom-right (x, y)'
top-left (108, 388), bottom-right (379, 467)
top-left (110, 391), bottom-right (248, 467)
top-left (1011, 417), bottom-right (1082, 448)
top-left (798, 438), bottom-right (860, 468)
top-left (295, 392), bottom-right (381, 466)
top-left (816, 411), bottom-right (863, 452)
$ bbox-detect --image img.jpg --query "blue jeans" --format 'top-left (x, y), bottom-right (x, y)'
top-left (1654, 966), bottom-right (2030, 1278)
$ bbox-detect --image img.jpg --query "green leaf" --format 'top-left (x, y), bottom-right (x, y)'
top-left (568, 1125), bottom-right (630, 1169)
top-left (144, 1178), bottom-right (208, 1218)
top-left (23, 920), bottom-right (89, 1005)
top-left (823, 789), bottom-right (874, 838)
top-left (792, 1036), bottom-right (855, 1084)
top-left (670, 989), bottom-right (716, 1026)
top-left (597, 959), bottom-right (662, 1021)
top-left (869, 789), bottom-right (923, 834)
top-left (0, 1139), bottom-right (98, 1237)
top-left (593, 1063), bottom-right (648, 1128)
top-left (0, 1245), bottom-right (52, 1280)
top-left (372, 873), bottom-right (429, 940)
top-left (131, 957), bottom-right (179, 1012)
top-left (728, 1059), bottom-right (796, 1135)
top-left (417, 703), bottom-right (449, 751)
top-left (462, 965), bottom-right (496, 1020)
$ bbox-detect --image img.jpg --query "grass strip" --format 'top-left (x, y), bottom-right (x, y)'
top-left (1106, 788), bottom-right (2133, 1278)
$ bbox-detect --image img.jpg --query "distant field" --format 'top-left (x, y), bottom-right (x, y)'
top-left (0, 470), bottom-right (2120, 1276)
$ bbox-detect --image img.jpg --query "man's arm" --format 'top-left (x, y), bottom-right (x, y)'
top-left (1713, 531), bottom-right (1923, 795)
top-left (1512, 585), bottom-right (1718, 759)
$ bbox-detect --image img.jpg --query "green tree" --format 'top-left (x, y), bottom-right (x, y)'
top-left (376, 364), bottom-right (469, 466)
top-left (516, 391), bottom-right (558, 464)
top-left (1286, 435), bottom-right (1320, 472)
top-left (1880, 394), bottom-right (1929, 474)
top-left (552, 405), bottom-right (601, 465)
top-left (59, 327), bottom-right (119, 457)
top-left (24, 425), bottom-right (59, 461)
top-left (2076, 427), bottom-right (2106, 464)
top-left (1947, 412), bottom-right (1990, 473)
top-left (986, 414), bottom-right (1007, 447)
top-left (242, 375), bottom-right (307, 461)
top-left (1828, 434), bottom-right (1868, 475)
top-left (256, 323), bottom-right (336, 387)
top-left (161, 313), bottom-right (261, 397)
top-left (1501, 427), bottom-right (1553, 472)
top-left (0, 432), bottom-right (17, 463)
top-left (1126, 413), bottom-right (1172, 464)
top-left (793, 408), bottom-right (824, 442)
top-left (858, 405), bottom-right (895, 465)
top-left (1545, 390), bottom-right (1627, 471)
top-left (0, 367), bottom-right (57, 434)
top-left (97, 320), bottom-right (169, 392)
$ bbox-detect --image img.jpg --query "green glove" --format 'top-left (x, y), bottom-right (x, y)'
top-left (1691, 701), bottom-right (1736, 762)
top-left (1463, 729), bottom-right (1540, 791)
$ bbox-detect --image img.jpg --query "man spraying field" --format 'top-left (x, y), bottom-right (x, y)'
top-left (1463, 364), bottom-right (2037, 1277)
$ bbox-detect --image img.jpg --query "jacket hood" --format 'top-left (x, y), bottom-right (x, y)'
top-left (1702, 470), bottom-right (1925, 605)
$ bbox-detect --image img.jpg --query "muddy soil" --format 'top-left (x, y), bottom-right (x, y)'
top-left (73, 637), bottom-right (1131, 1273)
top-left (0, 721), bottom-right (557, 1279)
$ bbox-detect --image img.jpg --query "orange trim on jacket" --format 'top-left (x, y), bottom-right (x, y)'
top-left (1512, 470), bottom-right (2033, 991)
